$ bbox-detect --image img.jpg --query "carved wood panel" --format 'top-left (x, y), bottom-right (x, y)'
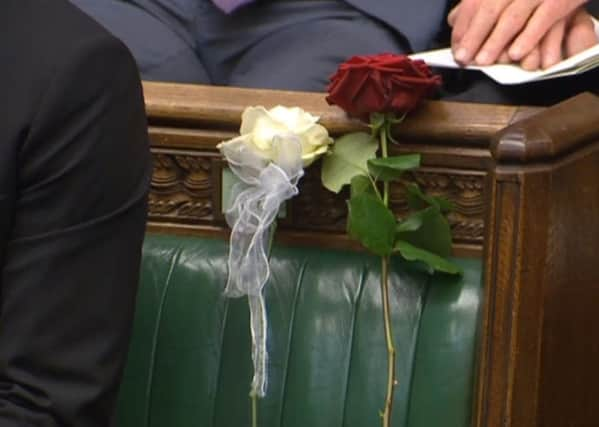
top-left (149, 150), bottom-right (217, 224)
top-left (148, 148), bottom-right (486, 246)
top-left (390, 170), bottom-right (486, 245)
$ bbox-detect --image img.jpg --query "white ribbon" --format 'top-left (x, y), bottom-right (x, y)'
top-left (220, 134), bottom-right (304, 397)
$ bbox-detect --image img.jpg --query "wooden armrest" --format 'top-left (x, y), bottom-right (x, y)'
top-left (478, 92), bottom-right (599, 427)
top-left (493, 92), bottom-right (599, 162)
top-left (143, 81), bottom-right (535, 142)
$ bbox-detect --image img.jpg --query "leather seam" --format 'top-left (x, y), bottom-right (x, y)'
top-left (210, 271), bottom-right (230, 427)
top-left (277, 257), bottom-right (308, 427)
top-left (340, 263), bottom-right (368, 427)
top-left (404, 272), bottom-right (433, 425)
top-left (144, 245), bottom-right (182, 427)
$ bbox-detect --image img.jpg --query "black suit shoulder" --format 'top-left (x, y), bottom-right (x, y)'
top-left (0, 4), bottom-right (149, 427)
top-left (3, 0), bottom-right (148, 238)
top-left (0, 0), bottom-right (138, 137)
top-left (2, 0), bottom-right (126, 72)
top-left (0, 0), bottom-right (144, 217)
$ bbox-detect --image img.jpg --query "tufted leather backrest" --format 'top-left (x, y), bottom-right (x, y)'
top-left (116, 233), bottom-right (482, 427)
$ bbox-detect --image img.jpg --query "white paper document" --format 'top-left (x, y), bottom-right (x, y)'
top-left (410, 18), bottom-right (599, 85)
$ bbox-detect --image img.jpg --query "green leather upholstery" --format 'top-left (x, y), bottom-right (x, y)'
top-left (116, 233), bottom-right (482, 427)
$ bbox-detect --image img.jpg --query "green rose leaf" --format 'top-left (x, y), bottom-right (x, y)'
top-left (394, 240), bottom-right (462, 275)
top-left (348, 193), bottom-right (396, 257)
top-left (396, 206), bottom-right (452, 257)
top-left (406, 183), bottom-right (454, 213)
top-left (396, 209), bottom-right (425, 233)
top-left (367, 154), bottom-right (421, 182)
top-left (321, 132), bottom-right (378, 193)
top-left (350, 175), bottom-right (377, 199)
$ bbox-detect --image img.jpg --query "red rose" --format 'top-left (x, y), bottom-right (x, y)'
top-left (326, 53), bottom-right (442, 119)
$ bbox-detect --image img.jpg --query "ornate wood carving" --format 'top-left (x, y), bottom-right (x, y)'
top-left (148, 148), bottom-right (486, 246)
top-left (288, 166), bottom-right (348, 231)
top-left (149, 150), bottom-right (217, 223)
top-left (390, 170), bottom-right (486, 244)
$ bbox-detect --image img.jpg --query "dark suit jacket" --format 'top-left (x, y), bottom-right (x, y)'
top-left (0, 1), bottom-right (150, 426)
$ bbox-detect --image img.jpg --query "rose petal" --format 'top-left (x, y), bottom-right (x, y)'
top-left (302, 124), bottom-right (333, 147)
top-left (239, 106), bottom-right (271, 135)
top-left (241, 108), bottom-right (288, 151)
top-left (326, 53), bottom-right (441, 117)
top-left (301, 143), bottom-right (330, 167)
top-left (268, 105), bottom-right (319, 134)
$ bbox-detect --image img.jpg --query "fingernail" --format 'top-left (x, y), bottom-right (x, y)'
top-left (454, 48), bottom-right (469, 63)
top-left (475, 51), bottom-right (490, 65)
top-left (509, 46), bottom-right (523, 60)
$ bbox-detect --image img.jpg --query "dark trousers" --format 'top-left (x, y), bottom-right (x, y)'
top-left (70, 0), bottom-right (409, 90)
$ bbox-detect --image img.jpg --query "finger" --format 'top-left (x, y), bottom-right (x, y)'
top-left (509, 0), bottom-right (586, 60)
top-left (448, 4), bottom-right (461, 27)
top-left (540, 18), bottom-right (566, 69)
top-left (565, 9), bottom-right (598, 57)
top-left (473, 0), bottom-right (538, 65)
top-left (498, 51), bottom-right (512, 63)
top-left (451, 0), bottom-right (480, 48)
top-left (520, 46), bottom-right (542, 70)
top-left (454, 0), bottom-right (509, 63)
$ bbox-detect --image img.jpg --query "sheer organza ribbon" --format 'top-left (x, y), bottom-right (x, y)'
top-left (220, 134), bottom-right (304, 397)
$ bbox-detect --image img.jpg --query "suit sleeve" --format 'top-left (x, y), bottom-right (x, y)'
top-left (0, 34), bottom-right (151, 427)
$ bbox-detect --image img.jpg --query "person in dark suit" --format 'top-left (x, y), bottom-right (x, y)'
top-left (70, 0), bottom-right (598, 103)
top-left (1, 1), bottom-right (150, 426)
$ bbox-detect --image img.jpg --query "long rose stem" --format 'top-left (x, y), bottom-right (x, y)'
top-left (381, 124), bottom-right (389, 207)
top-left (380, 124), bottom-right (397, 427)
top-left (381, 256), bottom-right (396, 427)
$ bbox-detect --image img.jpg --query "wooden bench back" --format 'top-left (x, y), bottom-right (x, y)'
top-left (144, 82), bottom-right (540, 257)
top-left (143, 82), bottom-right (599, 427)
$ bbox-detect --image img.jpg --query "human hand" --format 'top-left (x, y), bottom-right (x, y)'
top-left (449, 0), bottom-right (589, 65)
top-left (515, 8), bottom-right (598, 70)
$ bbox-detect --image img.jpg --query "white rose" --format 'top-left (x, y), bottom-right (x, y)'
top-left (221, 105), bottom-right (332, 167)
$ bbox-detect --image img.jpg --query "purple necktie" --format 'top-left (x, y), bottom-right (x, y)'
top-left (211, 0), bottom-right (255, 14)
